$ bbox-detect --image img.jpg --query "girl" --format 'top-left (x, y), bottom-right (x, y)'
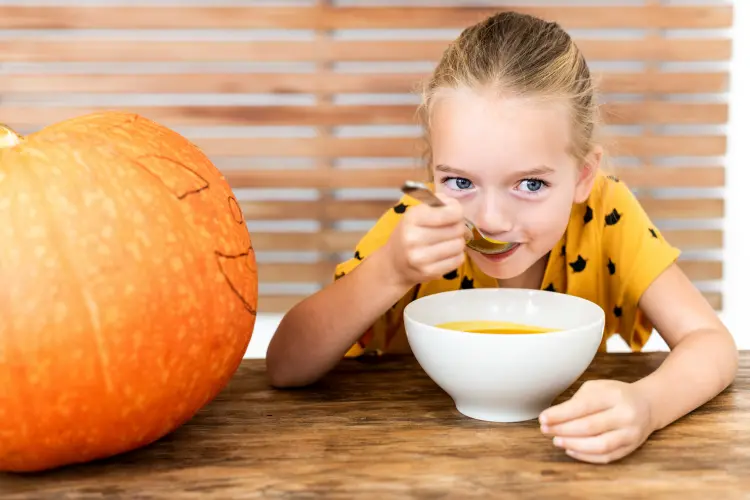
top-left (266, 11), bottom-right (738, 464)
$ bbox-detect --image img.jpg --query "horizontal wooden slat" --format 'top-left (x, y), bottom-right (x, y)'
top-left (601, 103), bottom-right (728, 125)
top-left (257, 263), bottom-right (331, 284)
top-left (638, 198), bottom-right (724, 219)
top-left (194, 136), bottom-right (726, 158)
top-left (228, 167), bottom-right (423, 189)
top-left (240, 198), bottom-right (724, 221)
top-left (250, 229), bottom-right (723, 253)
top-left (699, 290), bottom-right (723, 309)
top-left (0, 72), bottom-right (729, 95)
top-left (594, 73), bottom-right (729, 95)
top-left (0, 39), bottom-right (731, 63)
top-left (258, 262), bottom-right (332, 283)
top-left (252, 231), bottom-right (363, 253)
top-left (0, 6), bottom-right (732, 30)
top-left (257, 291), bottom-right (723, 314)
top-left (608, 167), bottom-right (725, 189)
top-left (2, 102), bottom-right (728, 128)
top-left (258, 295), bottom-right (308, 314)
top-left (678, 261), bottom-right (722, 281)
top-left (221, 166), bottom-right (724, 189)
top-left (662, 229), bottom-right (723, 250)
top-left (242, 200), bottom-right (391, 221)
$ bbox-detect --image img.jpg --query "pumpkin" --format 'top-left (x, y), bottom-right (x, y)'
top-left (0, 112), bottom-right (258, 472)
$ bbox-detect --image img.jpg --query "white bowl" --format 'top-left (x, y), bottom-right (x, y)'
top-left (403, 288), bottom-right (604, 423)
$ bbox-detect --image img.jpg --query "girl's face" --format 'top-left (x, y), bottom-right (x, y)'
top-left (429, 86), bottom-right (600, 283)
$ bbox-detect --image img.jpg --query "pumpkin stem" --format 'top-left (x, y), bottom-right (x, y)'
top-left (0, 124), bottom-right (23, 148)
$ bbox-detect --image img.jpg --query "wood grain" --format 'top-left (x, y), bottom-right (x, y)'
top-left (0, 72), bottom-right (729, 95)
top-left (0, 39), bottom-right (733, 63)
top-left (0, 5), bottom-right (733, 29)
top-left (220, 166), bottom-right (723, 189)
top-left (0, 1), bottom-right (731, 314)
top-left (191, 136), bottom-right (727, 158)
top-left (1, 352), bottom-right (746, 499)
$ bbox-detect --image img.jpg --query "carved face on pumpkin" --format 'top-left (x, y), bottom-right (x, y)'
top-left (0, 112), bottom-right (257, 472)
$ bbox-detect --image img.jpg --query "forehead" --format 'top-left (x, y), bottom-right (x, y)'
top-left (429, 87), bottom-right (574, 173)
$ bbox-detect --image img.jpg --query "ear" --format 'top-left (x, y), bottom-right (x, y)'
top-left (573, 144), bottom-right (602, 203)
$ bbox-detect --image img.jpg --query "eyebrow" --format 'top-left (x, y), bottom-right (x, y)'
top-left (435, 164), bottom-right (555, 177)
top-left (517, 165), bottom-right (555, 177)
top-left (435, 164), bottom-right (471, 176)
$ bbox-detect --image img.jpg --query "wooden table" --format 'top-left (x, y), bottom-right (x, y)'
top-left (2, 352), bottom-right (749, 499)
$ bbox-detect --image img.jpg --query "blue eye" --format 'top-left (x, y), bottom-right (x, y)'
top-left (444, 177), bottom-right (474, 191)
top-left (519, 178), bottom-right (546, 193)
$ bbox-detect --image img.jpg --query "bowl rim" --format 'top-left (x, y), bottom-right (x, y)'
top-left (402, 287), bottom-right (605, 338)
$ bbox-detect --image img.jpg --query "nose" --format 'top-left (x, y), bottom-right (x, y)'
top-left (472, 193), bottom-right (513, 238)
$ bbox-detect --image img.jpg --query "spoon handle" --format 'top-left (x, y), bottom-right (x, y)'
top-left (400, 180), bottom-right (515, 256)
top-left (401, 180), bottom-right (474, 243)
top-left (400, 180), bottom-right (446, 208)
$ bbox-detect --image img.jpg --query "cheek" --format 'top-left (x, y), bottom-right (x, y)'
top-left (521, 194), bottom-right (575, 245)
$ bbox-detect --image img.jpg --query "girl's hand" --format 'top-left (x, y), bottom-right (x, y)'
top-left (384, 194), bottom-right (466, 288)
top-left (538, 380), bottom-right (655, 464)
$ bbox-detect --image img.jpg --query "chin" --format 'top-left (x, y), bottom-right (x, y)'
top-left (467, 245), bottom-right (532, 280)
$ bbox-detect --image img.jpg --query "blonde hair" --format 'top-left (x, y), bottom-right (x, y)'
top-left (418, 11), bottom-right (601, 171)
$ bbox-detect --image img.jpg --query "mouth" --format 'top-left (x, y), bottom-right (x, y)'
top-left (479, 243), bottom-right (520, 261)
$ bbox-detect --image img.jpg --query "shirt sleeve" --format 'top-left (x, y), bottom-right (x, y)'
top-left (333, 194), bottom-right (419, 357)
top-left (599, 176), bottom-right (681, 350)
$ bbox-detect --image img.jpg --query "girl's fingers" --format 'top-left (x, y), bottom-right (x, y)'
top-left (565, 444), bottom-right (634, 465)
top-left (553, 428), bottom-right (634, 456)
top-left (409, 237), bottom-right (466, 268)
top-left (539, 385), bottom-right (615, 426)
top-left (409, 202), bottom-right (464, 228)
top-left (405, 222), bottom-right (466, 247)
top-left (541, 408), bottom-right (619, 437)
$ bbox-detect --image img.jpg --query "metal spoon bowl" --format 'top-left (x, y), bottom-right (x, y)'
top-left (400, 181), bottom-right (518, 256)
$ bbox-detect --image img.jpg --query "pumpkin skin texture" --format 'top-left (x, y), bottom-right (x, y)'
top-left (0, 112), bottom-right (257, 472)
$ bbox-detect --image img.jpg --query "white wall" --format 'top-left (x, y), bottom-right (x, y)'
top-left (244, 1), bottom-right (750, 358)
top-left (721, 0), bottom-right (750, 350)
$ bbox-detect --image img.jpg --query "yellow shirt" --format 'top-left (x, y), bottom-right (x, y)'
top-left (333, 173), bottom-right (681, 357)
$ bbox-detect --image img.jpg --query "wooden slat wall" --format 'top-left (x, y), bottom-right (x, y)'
top-left (0, 1), bottom-right (731, 313)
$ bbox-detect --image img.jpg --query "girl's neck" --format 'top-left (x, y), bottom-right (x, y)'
top-left (495, 253), bottom-right (549, 290)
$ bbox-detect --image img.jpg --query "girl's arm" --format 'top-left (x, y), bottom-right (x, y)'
top-left (265, 247), bottom-right (411, 388)
top-left (630, 262), bottom-right (738, 431)
top-left (540, 263), bottom-right (738, 463)
top-left (540, 177), bottom-right (737, 463)
top-left (265, 196), bottom-right (467, 388)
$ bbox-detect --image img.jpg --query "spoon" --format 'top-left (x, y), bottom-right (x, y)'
top-left (400, 181), bottom-right (518, 255)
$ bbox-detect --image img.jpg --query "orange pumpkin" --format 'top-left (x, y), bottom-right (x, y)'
top-left (0, 112), bottom-right (258, 472)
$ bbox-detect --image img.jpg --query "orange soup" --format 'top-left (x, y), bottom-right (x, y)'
top-left (436, 320), bottom-right (558, 335)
